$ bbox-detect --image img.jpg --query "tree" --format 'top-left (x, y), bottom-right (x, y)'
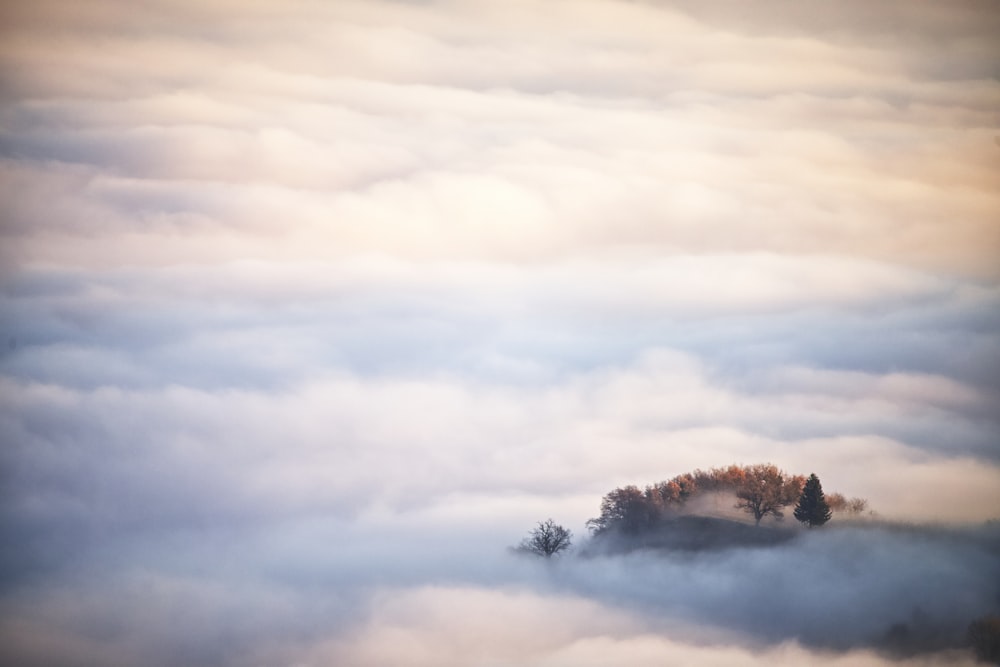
top-left (734, 463), bottom-right (803, 526)
top-left (847, 497), bottom-right (870, 515)
top-left (826, 493), bottom-right (871, 517)
top-left (517, 519), bottom-right (572, 558)
top-left (826, 492), bottom-right (846, 512)
top-left (794, 473), bottom-right (832, 528)
top-left (649, 473), bottom-right (698, 507)
top-left (586, 485), bottom-right (656, 535)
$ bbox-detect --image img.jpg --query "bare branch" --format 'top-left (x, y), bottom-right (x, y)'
top-left (516, 519), bottom-right (572, 558)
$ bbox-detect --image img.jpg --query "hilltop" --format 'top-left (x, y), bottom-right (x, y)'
top-left (584, 513), bottom-right (799, 555)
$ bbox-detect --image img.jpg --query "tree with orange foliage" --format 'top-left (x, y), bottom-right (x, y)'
top-left (733, 463), bottom-right (804, 526)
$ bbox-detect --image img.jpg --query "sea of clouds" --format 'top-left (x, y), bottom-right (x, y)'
top-left (1, 0), bottom-right (998, 664)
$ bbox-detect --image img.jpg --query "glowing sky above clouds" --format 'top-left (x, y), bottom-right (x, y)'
top-left (1, 0), bottom-right (999, 665)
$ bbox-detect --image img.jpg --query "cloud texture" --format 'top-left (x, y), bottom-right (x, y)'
top-left (1, 0), bottom-right (999, 664)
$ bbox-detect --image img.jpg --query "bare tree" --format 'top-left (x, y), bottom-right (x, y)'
top-left (517, 519), bottom-right (572, 558)
top-left (734, 463), bottom-right (803, 526)
top-left (847, 497), bottom-right (870, 515)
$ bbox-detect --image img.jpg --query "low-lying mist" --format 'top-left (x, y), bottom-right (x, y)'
top-left (1, 506), bottom-right (996, 666)
top-left (564, 519), bottom-right (1000, 654)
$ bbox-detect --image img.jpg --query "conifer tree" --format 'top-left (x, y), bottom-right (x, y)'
top-left (794, 473), bottom-right (832, 528)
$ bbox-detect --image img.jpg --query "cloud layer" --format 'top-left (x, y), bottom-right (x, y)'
top-left (1, 0), bottom-right (998, 664)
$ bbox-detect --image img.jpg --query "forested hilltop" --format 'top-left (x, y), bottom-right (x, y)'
top-left (587, 463), bottom-right (867, 536)
top-left (517, 463), bottom-right (869, 559)
top-left (514, 465), bottom-right (1000, 662)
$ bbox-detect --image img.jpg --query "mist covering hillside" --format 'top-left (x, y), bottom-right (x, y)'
top-left (535, 476), bottom-right (1000, 660)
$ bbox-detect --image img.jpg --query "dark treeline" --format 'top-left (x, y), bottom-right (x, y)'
top-left (586, 463), bottom-right (869, 535)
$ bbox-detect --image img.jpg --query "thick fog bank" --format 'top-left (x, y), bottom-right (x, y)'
top-left (558, 522), bottom-right (1000, 653)
top-left (1, 515), bottom-right (996, 665)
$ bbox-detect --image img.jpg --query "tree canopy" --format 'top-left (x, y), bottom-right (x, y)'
top-left (587, 463), bottom-right (853, 535)
top-left (733, 463), bottom-right (804, 526)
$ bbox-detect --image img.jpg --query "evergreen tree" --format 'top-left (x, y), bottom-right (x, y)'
top-left (794, 473), bottom-right (832, 528)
